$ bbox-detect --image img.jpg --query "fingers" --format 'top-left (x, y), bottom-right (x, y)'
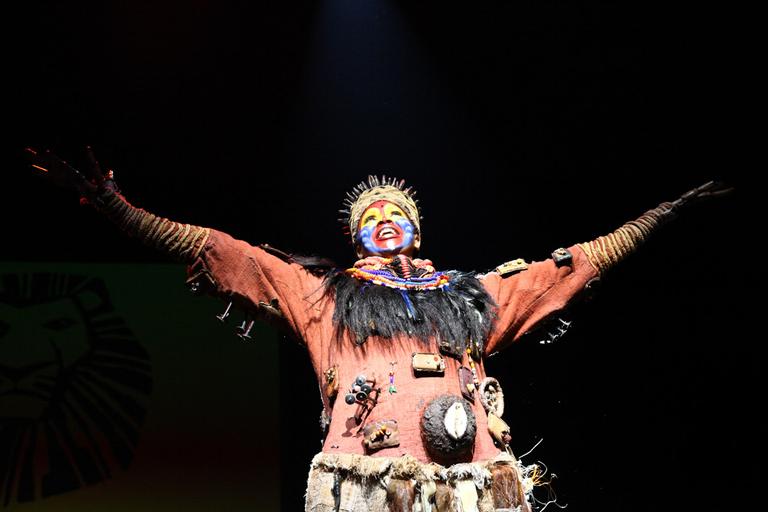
top-left (84, 145), bottom-right (104, 184)
top-left (25, 147), bottom-right (50, 173)
top-left (702, 185), bottom-right (734, 199)
top-left (690, 181), bottom-right (733, 199)
top-left (25, 147), bottom-right (61, 178)
top-left (24, 146), bottom-right (90, 192)
top-left (25, 146), bottom-right (47, 170)
top-left (674, 181), bottom-right (734, 211)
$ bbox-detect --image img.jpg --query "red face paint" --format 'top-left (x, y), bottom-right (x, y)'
top-left (358, 200), bottom-right (416, 256)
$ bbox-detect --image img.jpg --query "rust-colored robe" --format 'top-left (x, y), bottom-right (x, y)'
top-left (192, 229), bottom-right (598, 464)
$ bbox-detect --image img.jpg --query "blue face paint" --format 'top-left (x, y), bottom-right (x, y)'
top-left (359, 224), bottom-right (379, 254)
top-left (395, 217), bottom-right (414, 248)
top-left (358, 217), bottom-right (415, 255)
top-left (356, 200), bottom-right (418, 257)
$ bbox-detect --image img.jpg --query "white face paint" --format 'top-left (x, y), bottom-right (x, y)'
top-left (443, 402), bottom-right (468, 440)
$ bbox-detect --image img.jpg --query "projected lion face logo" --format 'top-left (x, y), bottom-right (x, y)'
top-left (0, 273), bottom-right (152, 506)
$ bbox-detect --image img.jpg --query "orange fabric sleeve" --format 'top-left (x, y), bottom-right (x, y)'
top-left (481, 244), bottom-right (598, 356)
top-left (481, 198), bottom-right (679, 355)
top-left (188, 229), bottom-right (327, 343)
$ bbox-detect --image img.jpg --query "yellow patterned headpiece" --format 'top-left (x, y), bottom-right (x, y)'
top-left (340, 175), bottom-right (421, 242)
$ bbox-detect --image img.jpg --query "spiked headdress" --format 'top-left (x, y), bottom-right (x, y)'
top-left (339, 175), bottom-right (421, 242)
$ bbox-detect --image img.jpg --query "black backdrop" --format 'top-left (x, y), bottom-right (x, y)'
top-left (4, 1), bottom-right (753, 510)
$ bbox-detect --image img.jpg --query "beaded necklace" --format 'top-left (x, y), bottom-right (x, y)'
top-left (345, 255), bottom-right (450, 291)
top-left (330, 255), bottom-right (496, 354)
top-left (345, 255), bottom-right (452, 320)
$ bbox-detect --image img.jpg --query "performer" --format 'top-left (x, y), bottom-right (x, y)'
top-left (26, 147), bottom-right (728, 511)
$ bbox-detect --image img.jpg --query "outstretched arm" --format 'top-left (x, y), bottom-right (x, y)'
top-left (577, 181), bottom-right (731, 275)
top-left (482, 182), bottom-right (731, 355)
top-left (26, 146), bottom-right (210, 263)
top-left (25, 146), bottom-right (326, 341)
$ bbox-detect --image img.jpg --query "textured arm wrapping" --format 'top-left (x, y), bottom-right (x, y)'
top-left (578, 201), bottom-right (674, 275)
top-left (94, 188), bottom-right (210, 263)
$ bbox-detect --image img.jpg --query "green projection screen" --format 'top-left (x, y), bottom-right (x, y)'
top-left (1, 263), bottom-right (280, 511)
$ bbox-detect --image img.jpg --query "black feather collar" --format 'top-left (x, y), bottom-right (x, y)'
top-left (324, 259), bottom-right (497, 359)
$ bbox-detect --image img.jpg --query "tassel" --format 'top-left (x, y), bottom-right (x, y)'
top-left (434, 483), bottom-right (457, 512)
top-left (386, 479), bottom-right (415, 512)
top-left (490, 464), bottom-right (525, 509)
top-left (332, 472), bottom-right (342, 512)
top-left (400, 290), bottom-right (417, 320)
top-left (454, 480), bottom-right (479, 512)
top-left (418, 480), bottom-right (436, 512)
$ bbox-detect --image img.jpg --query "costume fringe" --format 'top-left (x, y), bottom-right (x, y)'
top-left (305, 452), bottom-right (533, 512)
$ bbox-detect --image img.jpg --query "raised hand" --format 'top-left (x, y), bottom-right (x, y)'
top-left (25, 146), bottom-right (115, 204)
top-left (669, 181), bottom-right (734, 213)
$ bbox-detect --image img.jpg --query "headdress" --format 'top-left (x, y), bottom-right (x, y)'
top-left (339, 175), bottom-right (421, 242)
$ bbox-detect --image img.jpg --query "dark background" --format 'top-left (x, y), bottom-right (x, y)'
top-left (4, 1), bottom-right (754, 510)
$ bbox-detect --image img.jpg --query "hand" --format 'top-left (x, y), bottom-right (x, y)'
top-left (669, 181), bottom-right (734, 213)
top-left (25, 146), bottom-right (115, 204)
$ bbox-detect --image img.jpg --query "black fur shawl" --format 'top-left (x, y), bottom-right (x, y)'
top-left (323, 269), bottom-right (497, 358)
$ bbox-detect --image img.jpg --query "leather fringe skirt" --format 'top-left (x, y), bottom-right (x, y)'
top-left (305, 452), bottom-right (532, 512)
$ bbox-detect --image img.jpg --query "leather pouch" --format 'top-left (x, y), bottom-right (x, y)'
top-left (412, 353), bottom-right (446, 375)
top-left (324, 365), bottom-right (339, 400)
top-left (487, 413), bottom-right (512, 447)
top-left (362, 419), bottom-right (400, 452)
top-left (458, 366), bottom-right (475, 402)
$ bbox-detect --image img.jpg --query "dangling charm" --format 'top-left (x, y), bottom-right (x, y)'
top-left (388, 361), bottom-right (397, 394)
top-left (458, 366), bottom-right (475, 402)
top-left (465, 347), bottom-right (480, 389)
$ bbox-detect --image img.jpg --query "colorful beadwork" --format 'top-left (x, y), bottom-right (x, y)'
top-left (347, 267), bottom-right (449, 290)
top-left (357, 202), bottom-right (416, 256)
top-left (346, 257), bottom-right (450, 291)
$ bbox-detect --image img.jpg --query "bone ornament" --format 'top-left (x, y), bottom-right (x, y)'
top-left (444, 402), bottom-right (468, 440)
top-left (478, 377), bottom-right (504, 417)
top-left (479, 377), bottom-right (512, 448)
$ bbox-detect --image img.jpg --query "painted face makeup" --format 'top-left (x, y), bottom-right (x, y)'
top-left (357, 200), bottom-right (416, 256)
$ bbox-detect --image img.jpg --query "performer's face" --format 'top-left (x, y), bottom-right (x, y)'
top-left (357, 200), bottom-right (420, 258)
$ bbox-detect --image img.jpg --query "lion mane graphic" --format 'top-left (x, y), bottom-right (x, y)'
top-left (0, 273), bottom-right (152, 507)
